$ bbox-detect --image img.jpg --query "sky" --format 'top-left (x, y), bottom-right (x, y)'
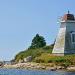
top-left (0, 0), bottom-right (75, 61)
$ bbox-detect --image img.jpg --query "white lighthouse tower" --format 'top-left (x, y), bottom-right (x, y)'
top-left (52, 11), bottom-right (75, 56)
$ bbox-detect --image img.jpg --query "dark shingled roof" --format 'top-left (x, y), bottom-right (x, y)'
top-left (62, 14), bottom-right (75, 21)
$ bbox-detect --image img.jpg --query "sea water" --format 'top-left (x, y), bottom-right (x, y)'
top-left (0, 69), bottom-right (75, 75)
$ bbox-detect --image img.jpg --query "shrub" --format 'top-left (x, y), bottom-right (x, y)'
top-left (29, 34), bottom-right (46, 49)
top-left (34, 58), bottom-right (45, 63)
top-left (60, 62), bottom-right (71, 68)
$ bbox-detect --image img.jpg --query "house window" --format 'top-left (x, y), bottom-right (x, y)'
top-left (72, 33), bottom-right (75, 43)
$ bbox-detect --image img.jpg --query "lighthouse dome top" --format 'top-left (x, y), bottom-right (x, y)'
top-left (62, 11), bottom-right (75, 21)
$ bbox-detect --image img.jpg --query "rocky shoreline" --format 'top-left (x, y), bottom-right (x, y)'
top-left (1, 62), bottom-right (75, 71)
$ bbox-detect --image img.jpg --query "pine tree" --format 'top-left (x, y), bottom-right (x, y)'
top-left (30, 34), bottom-right (46, 49)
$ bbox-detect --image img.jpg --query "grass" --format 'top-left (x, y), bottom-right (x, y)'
top-left (15, 44), bottom-right (75, 67)
top-left (34, 53), bottom-right (75, 66)
top-left (15, 45), bottom-right (52, 62)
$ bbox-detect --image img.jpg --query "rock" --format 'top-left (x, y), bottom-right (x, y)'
top-left (46, 67), bottom-right (57, 71)
top-left (51, 67), bottom-right (57, 71)
top-left (24, 56), bottom-right (32, 62)
top-left (56, 66), bottom-right (63, 70)
top-left (41, 66), bottom-right (46, 69)
top-left (67, 66), bottom-right (75, 70)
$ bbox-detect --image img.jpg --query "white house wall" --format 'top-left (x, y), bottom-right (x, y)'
top-left (52, 23), bottom-right (66, 54)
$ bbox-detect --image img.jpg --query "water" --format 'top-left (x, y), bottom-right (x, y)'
top-left (0, 69), bottom-right (75, 75)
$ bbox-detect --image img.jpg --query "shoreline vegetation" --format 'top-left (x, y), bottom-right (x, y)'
top-left (13, 45), bottom-right (75, 71)
top-left (1, 34), bottom-right (75, 71)
top-left (2, 48), bottom-right (75, 71)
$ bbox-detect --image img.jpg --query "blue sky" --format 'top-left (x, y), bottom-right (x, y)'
top-left (0, 0), bottom-right (74, 60)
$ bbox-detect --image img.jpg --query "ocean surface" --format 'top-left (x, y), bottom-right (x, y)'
top-left (0, 69), bottom-right (75, 75)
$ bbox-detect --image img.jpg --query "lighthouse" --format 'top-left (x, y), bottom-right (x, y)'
top-left (52, 11), bottom-right (75, 56)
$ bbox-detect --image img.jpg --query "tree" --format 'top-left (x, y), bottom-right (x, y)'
top-left (29, 34), bottom-right (46, 49)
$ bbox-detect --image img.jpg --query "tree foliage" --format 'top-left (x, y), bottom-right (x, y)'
top-left (29, 34), bottom-right (46, 49)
